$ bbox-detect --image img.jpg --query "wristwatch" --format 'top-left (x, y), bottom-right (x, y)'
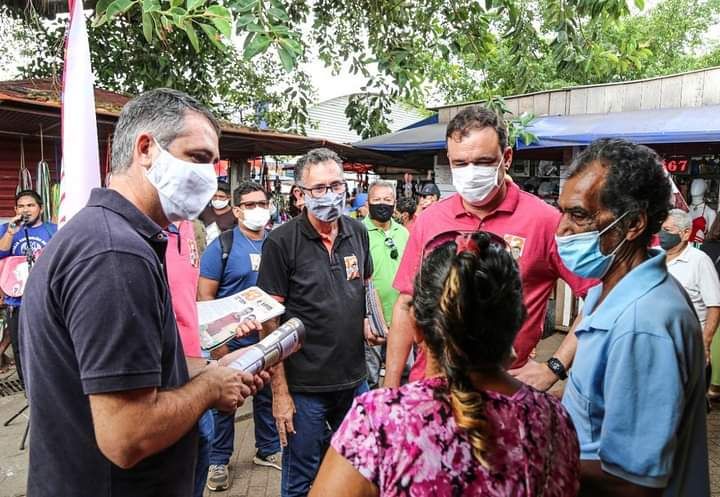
top-left (546, 357), bottom-right (567, 380)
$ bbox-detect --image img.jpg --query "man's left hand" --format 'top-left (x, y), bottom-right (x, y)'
top-left (364, 318), bottom-right (386, 346)
top-left (509, 359), bottom-right (558, 392)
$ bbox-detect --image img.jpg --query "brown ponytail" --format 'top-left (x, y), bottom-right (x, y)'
top-left (440, 262), bottom-right (492, 468)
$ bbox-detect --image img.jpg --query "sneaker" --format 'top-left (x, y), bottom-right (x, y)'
top-left (206, 464), bottom-right (230, 491)
top-left (253, 451), bottom-right (282, 471)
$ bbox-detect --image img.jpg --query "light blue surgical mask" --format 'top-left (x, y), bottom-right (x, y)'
top-left (305, 191), bottom-right (345, 222)
top-left (555, 211), bottom-right (629, 279)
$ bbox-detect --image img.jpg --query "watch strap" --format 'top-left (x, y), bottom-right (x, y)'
top-left (546, 357), bottom-right (567, 380)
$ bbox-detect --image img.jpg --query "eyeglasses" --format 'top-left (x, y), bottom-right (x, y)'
top-left (238, 201), bottom-right (269, 209)
top-left (385, 236), bottom-right (399, 260)
top-left (300, 181), bottom-right (347, 199)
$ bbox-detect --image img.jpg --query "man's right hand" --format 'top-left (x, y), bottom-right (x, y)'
top-left (206, 366), bottom-right (255, 414)
top-left (5, 215), bottom-right (22, 236)
top-left (273, 391), bottom-right (295, 447)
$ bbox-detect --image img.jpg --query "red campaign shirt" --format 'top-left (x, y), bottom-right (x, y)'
top-left (393, 182), bottom-right (595, 380)
top-left (165, 220), bottom-right (202, 358)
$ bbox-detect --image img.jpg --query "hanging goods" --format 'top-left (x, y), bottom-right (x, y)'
top-left (36, 127), bottom-right (52, 221)
top-left (16, 137), bottom-right (32, 194)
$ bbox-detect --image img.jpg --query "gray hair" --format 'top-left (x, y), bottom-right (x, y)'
top-left (295, 148), bottom-right (343, 185)
top-left (111, 88), bottom-right (221, 173)
top-left (666, 208), bottom-right (692, 231)
top-left (368, 180), bottom-right (396, 200)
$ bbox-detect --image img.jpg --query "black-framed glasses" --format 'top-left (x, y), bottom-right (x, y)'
top-left (300, 181), bottom-right (347, 199)
top-left (238, 201), bottom-right (269, 209)
top-left (385, 236), bottom-right (399, 260)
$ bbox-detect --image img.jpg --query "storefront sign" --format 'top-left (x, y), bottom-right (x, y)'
top-left (664, 158), bottom-right (689, 174)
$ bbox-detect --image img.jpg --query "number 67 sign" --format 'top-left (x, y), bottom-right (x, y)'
top-left (663, 158), bottom-right (689, 174)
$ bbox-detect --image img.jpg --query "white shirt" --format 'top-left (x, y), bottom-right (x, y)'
top-left (667, 245), bottom-right (720, 326)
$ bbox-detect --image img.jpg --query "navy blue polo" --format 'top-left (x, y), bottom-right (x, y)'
top-left (257, 211), bottom-right (372, 393)
top-left (19, 188), bottom-right (197, 497)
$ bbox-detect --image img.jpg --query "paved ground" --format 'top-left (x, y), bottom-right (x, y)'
top-left (1, 333), bottom-right (720, 496)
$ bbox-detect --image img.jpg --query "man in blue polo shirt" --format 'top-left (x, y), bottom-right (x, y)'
top-left (199, 180), bottom-right (280, 492)
top-left (0, 189), bottom-right (56, 383)
top-left (556, 138), bottom-right (708, 496)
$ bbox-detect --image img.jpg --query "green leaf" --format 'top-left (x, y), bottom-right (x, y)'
top-left (206, 5), bottom-right (231, 18)
top-left (211, 17), bottom-right (232, 37)
top-left (243, 33), bottom-right (271, 59)
top-left (278, 44), bottom-right (296, 72)
top-left (106, 0), bottom-right (134, 19)
top-left (634, 0), bottom-right (645, 10)
top-left (186, 0), bottom-right (205, 11)
top-left (170, 0), bottom-right (183, 7)
top-left (246, 22), bottom-right (264, 33)
top-left (236, 14), bottom-right (255, 27)
top-left (268, 7), bottom-right (289, 21)
top-left (199, 23), bottom-right (225, 51)
top-left (183, 22), bottom-right (200, 52)
top-left (142, 12), bottom-right (153, 42)
top-left (95, 0), bottom-right (114, 15)
top-left (169, 6), bottom-right (187, 16)
top-left (142, 0), bottom-right (160, 12)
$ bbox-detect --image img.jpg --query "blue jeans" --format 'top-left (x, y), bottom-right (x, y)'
top-left (281, 382), bottom-right (368, 497)
top-left (195, 410), bottom-right (214, 497)
top-left (209, 336), bottom-right (280, 465)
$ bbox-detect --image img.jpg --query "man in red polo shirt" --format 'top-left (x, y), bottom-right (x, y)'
top-left (384, 105), bottom-right (594, 388)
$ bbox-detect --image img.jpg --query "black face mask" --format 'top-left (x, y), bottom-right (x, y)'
top-left (659, 230), bottom-right (682, 250)
top-left (369, 203), bottom-right (394, 222)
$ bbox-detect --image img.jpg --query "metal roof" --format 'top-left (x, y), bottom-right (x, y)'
top-left (0, 79), bottom-right (402, 166)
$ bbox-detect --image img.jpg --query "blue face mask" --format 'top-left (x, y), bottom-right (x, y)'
top-left (555, 212), bottom-right (629, 279)
top-left (305, 191), bottom-right (345, 222)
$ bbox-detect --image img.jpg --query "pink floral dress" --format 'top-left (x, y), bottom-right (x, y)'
top-left (331, 377), bottom-right (579, 497)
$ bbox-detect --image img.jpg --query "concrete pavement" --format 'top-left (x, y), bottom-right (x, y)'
top-left (2, 333), bottom-right (720, 496)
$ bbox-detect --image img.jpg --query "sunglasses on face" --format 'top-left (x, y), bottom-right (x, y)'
top-left (385, 236), bottom-right (399, 260)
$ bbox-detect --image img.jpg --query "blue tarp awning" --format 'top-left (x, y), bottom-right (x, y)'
top-left (353, 105), bottom-right (720, 152)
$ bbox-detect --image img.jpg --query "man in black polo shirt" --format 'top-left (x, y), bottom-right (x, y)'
top-left (19, 88), bottom-right (265, 497)
top-left (258, 148), bottom-right (379, 497)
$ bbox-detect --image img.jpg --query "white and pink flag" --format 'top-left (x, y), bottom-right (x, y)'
top-left (58, 0), bottom-right (100, 228)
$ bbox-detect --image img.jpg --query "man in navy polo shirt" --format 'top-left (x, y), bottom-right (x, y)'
top-left (0, 189), bottom-right (56, 383)
top-left (19, 88), bottom-right (266, 497)
top-left (258, 148), bottom-right (380, 497)
top-left (199, 181), bottom-right (280, 492)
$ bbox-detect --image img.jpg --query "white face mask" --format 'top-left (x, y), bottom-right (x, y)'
top-left (242, 207), bottom-right (270, 231)
top-left (211, 199), bottom-right (229, 210)
top-left (146, 139), bottom-right (217, 222)
top-left (451, 159), bottom-right (504, 207)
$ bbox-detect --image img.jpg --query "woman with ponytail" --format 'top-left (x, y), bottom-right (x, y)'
top-left (310, 231), bottom-right (580, 497)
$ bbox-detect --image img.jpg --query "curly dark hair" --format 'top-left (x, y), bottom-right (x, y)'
top-left (412, 231), bottom-right (526, 467)
top-left (233, 180), bottom-right (268, 205)
top-left (396, 197), bottom-right (417, 217)
top-left (567, 138), bottom-right (671, 246)
top-left (446, 105), bottom-right (508, 150)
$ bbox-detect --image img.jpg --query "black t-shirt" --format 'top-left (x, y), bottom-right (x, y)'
top-left (700, 240), bottom-right (720, 274)
top-left (257, 212), bottom-right (372, 392)
top-left (19, 188), bottom-right (197, 497)
top-left (199, 205), bottom-right (236, 232)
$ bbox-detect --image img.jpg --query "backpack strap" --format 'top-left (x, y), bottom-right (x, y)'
top-left (219, 229), bottom-right (234, 276)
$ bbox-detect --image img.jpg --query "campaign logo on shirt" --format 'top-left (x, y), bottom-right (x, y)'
top-left (187, 238), bottom-right (200, 268)
top-left (344, 255), bottom-right (360, 280)
top-left (250, 253), bottom-right (261, 272)
top-left (503, 234), bottom-right (526, 260)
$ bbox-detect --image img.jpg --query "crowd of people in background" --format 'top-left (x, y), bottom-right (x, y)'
top-left (0, 88), bottom-right (716, 497)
